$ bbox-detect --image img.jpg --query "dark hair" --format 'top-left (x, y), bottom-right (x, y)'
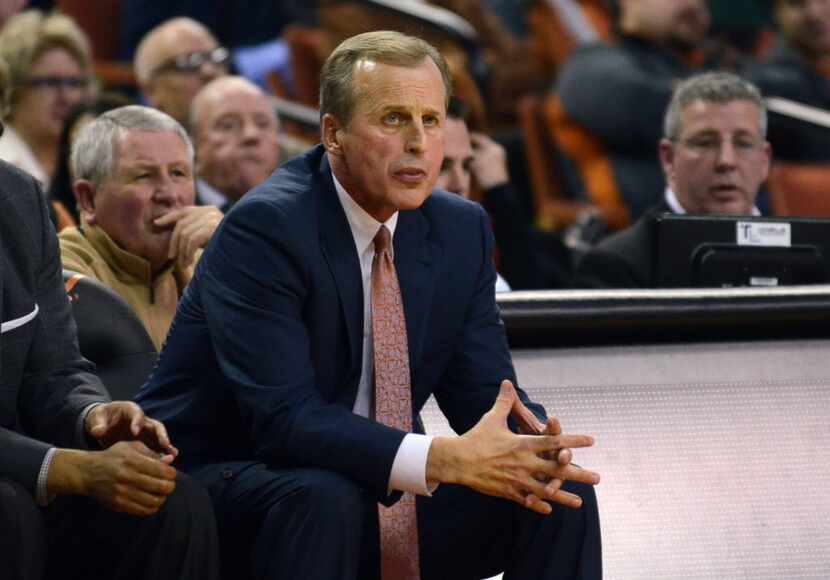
top-left (48, 92), bottom-right (133, 225)
top-left (447, 96), bottom-right (470, 121)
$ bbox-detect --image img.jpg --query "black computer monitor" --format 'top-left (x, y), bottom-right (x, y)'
top-left (654, 214), bottom-right (830, 287)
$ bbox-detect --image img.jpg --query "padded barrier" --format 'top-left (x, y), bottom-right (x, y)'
top-left (422, 286), bottom-right (830, 579)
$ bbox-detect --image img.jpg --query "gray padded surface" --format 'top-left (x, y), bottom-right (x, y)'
top-left (421, 339), bottom-right (830, 579)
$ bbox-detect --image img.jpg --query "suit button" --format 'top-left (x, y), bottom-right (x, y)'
top-left (220, 469), bottom-right (233, 480)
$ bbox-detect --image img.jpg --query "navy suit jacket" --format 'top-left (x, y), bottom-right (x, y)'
top-left (136, 145), bottom-right (543, 501)
top-left (0, 160), bottom-right (107, 494)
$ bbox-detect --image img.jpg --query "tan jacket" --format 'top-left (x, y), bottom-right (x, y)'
top-left (59, 225), bottom-right (195, 351)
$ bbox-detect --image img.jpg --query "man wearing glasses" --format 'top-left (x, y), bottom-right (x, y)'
top-left (575, 72), bottom-right (772, 288)
top-left (134, 17), bottom-right (229, 127)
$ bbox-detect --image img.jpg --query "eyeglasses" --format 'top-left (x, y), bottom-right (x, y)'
top-left (26, 76), bottom-right (89, 91)
top-left (152, 47), bottom-right (230, 77)
top-left (679, 136), bottom-right (765, 158)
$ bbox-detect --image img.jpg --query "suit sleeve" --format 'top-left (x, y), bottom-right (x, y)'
top-left (199, 198), bottom-right (406, 501)
top-left (573, 247), bottom-right (643, 289)
top-left (0, 178), bottom-right (108, 494)
top-left (557, 44), bottom-right (673, 152)
top-left (431, 204), bottom-right (546, 435)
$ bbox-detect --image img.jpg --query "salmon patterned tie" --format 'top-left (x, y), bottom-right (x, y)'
top-left (371, 225), bottom-right (421, 580)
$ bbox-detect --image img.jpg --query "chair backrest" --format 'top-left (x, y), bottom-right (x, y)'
top-left (767, 162), bottom-right (830, 217)
top-left (63, 270), bottom-right (157, 401)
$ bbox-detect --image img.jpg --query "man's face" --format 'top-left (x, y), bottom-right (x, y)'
top-left (776, 0), bottom-right (830, 59)
top-left (143, 27), bottom-right (227, 125)
top-left (436, 117), bottom-right (473, 198)
top-left (624, 0), bottom-right (710, 50)
top-left (660, 99), bottom-right (771, 215)
top-left (13, 48), bottom-right (88, 140)
top-left (195, 85), bottom-right (280, 201)
top-left (323, 58), bottom-right (446, 222)
top-left (87, 130), bottom-right (195, 270)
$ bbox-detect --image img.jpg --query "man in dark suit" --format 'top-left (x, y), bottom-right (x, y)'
top-left (575, 72), bottom-right (771, 288)
top-left (0, 59), bottom-right (219, 578)
top-left (136, 31), bottom-right (601, 579)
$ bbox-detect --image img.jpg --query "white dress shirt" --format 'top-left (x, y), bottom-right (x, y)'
top-left (332, 172), bottom-right (435, 496)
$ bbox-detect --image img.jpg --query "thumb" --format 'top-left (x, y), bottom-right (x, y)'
top-left (87, 409), bottom-right (109, 436)
top-left (490, 380), bottom-right (517, 421)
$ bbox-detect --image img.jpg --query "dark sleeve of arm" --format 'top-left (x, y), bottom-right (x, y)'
top-left (200, 200), bottom-right (406, 500)
top-left (573, 247), bottom-right (642, 288)
top-left (432, 205), bottom-right (546, 434)
top-left (0, 180), bottom-right (108, 493)
top-left (483, 184), bottom-right (571, 289)
top-left (556, 45), bottom-right (674, 151)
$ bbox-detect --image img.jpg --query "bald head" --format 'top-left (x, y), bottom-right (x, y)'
top-left (192, 76), bottom-right (280, 202)
top-left (134, 17), bottom-right (227, 125)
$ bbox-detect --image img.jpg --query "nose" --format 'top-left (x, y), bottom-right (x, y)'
top-left (152, 174), bottom-right (179, 206)
top-left (405, 121), bottom-right (426, 155)
top-left (199, 59), bottom-right (224, 81)
top-left (715, 141), bottom-right (738, 170)
top-left (241, 120), bottom-right (263, 143)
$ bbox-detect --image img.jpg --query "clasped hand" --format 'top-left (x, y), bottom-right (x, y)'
top-left (430, 381), bottom-right (599, 516)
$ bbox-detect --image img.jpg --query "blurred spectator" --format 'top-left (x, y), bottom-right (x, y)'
top-left (575, 72), bottom-right (771, 288)
top-left (438, 98), bottom-right (572, 289)
top-left (134, 17), bottom-right (227, 128)
top-left (190, 76), bottom-right (280, 212)
top-left (0, 9), bottom-right (92, 187)
top-left (59, 106), bottom-right (223, 350)
top-left (120, 1), bottom-right (317, 60)
top-left (554, 0), bottom-right (710, 223)
top-left (0, 0), bottom-right (26, 27)
top-left (48, 92), bottom-right (133, 231)
top-left (743, 0), bottom-right (830, 163)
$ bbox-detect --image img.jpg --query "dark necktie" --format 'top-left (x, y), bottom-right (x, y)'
top-left (371, 225), bottom-right (421, 580)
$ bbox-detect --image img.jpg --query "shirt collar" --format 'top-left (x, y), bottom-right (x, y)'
top-left (332, 170), bottom-right (399, 256)
top-left (664, 187), bottom-right (761, 216)
top-left (196, 178), bottom-right (230, 208)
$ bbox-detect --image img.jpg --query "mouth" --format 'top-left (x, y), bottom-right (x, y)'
top-left (709, 184), bottom-right (743, 198)
top-left (393, 167), bottom-right (428, 185)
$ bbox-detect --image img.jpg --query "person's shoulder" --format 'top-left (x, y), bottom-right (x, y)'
top-left (743, 44), bottom-right (809, 92)
top-left (0, 159), bottom-right (41, 201)
top-left (234, 145), bottom-right (326, 220)
top-left (420, 189), bottom-right (487, 224)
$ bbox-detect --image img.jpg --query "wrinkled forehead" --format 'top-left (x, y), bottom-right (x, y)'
top-left (113, 129), bottom-right (192, 171)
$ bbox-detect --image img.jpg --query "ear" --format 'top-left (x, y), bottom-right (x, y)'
top-left (321, 113), bottom-right (344, 156)
top-left (760, 140), bottom-right (772, 182)
top-left (658, 138), bottom-right (675, 180)
top-left (73, 180), bottom-right (98, 225)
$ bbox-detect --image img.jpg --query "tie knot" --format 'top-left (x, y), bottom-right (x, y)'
top-left (374, 225), bottom-right (392, 254)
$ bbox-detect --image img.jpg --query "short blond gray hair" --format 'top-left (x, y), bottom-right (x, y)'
top-left (664, 72), bottom-right (767, 141)
top-left (71, 105), bottom-right (194, 187)
top-left (0, 10), bottom-right (91, 111)
top-left (319, 30), bottom-right (452, 124)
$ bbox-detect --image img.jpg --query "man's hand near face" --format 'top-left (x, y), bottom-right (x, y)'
top-left (155, 205), bottom-right (223, 271)
top-left (426, 381), bottom-right (600, 515)
top-left (469, 133), bottom-right (510, 191)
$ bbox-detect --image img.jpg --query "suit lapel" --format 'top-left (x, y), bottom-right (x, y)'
top-left (316, 154), bottom-right (364, 375)
top-left (394, 208), bottom-right (439, 373)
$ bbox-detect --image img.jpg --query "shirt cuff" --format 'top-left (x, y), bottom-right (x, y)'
top-left (388, 433), bottom-right (436, 496)
top-left (36, 447), bottom-right (57, 506)
top-left (77, 402), bottom-right (103, 448)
